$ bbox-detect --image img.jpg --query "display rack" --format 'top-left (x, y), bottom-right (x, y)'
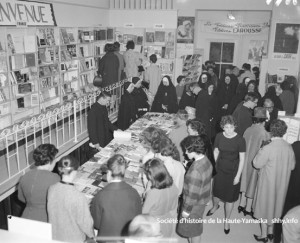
top-left (0, 26), bottom-right (114, 131)
top-left (115, 27), bottom-right (176, 81)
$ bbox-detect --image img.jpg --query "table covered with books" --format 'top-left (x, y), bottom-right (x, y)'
top-left (73, 112), bottom-right (177, 202)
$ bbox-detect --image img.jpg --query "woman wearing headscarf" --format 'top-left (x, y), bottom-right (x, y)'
top-left (131, 77), bottom-right (149, 118)
top-left (117, 82), bottom-right (137, 130)
top-left (217, 75), bottom-right (236, 117)
top-left (198, 73), bottom-right (211, 90)
top-left (151, 75), bottom-right (178, 114)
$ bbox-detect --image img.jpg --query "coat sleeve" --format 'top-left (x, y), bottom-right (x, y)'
top-left (167, 88), bottom-right (179, 114)
top-left (182, 169), bottom-right (202, 213)
top-left (142, 190), bottom-right (157, 214)
top-left (75, 194), bottom-right (94, 238)
top-left (17, 178), bottom-right (25, 203)
top-left (98, 56), bottom-right (105, 77)
top-left (133, 190), bottom-right (142, 214)
top-left (90, 194), bottom-right (103, 230)
top-left (118, 96), bottom-right (131, 130)
top-left (253, 145), bottom-right (270, 169)
top-left (87, 109), bottom-right (98, 145)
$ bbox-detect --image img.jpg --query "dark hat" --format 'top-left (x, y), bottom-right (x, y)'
top-left (123, 81), bottom-right (132, 90)
top-left (138, 65), bottom-right (145, 72)
top-left (253, 107), bottom-right (267, 119)
top-left (132, 77), bottom-right (140, 84)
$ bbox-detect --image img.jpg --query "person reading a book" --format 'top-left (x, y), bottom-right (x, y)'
top-left (87, 91), bottom-right (117, 157)
top-left (91, 154), bottom-right (142, 236)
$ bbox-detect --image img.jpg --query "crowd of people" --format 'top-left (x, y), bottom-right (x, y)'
top-left (15, 41), bottom-right (300, 243)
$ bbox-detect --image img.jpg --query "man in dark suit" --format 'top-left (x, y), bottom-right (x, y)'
top-left (87, 91), bottom-right (117, 157)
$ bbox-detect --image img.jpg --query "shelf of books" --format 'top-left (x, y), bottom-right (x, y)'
top-left (37, 27), bottom-right (61, 112)
top-left (115, 27), bottom-right (176, 82)
top-left (7, 27), bottom-right (40, 125)
top-left (144, 29), bottom-right (176, 80)
top-left (0, 33), bottom-right (11, 130)
top-left (0, 26), bottom-right (117, 131)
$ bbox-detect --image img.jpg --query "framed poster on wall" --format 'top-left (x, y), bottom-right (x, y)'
top-left (177, 17), bottom-right (195, 44)
top-left (273, 23), bottom-right (300, 60)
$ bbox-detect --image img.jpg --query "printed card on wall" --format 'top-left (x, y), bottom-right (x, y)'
top-left (248, 40), bottom-right (267, 67)
top-left (273, 23), bottom-right (300, 60)
top-left (107, 28), bottom-right (114, 41)
top-left (165, 31), bottom-right (175, 47)
top-left (177, 16), bottom-right (195, 44)
top-left (145, 32), bottom-right (154, 43)
top-left (154, 31), bottom-right (165, 44)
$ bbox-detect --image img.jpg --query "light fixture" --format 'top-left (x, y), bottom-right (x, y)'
top-left (266, 0), bottom-right (298, 5)
top-left (227, 12), bottom-right (235, 20)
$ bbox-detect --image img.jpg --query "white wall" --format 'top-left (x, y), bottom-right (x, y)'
top-left (36, 0), bottom-right (110, 27)
top-left (195, 10), bottom-right (271, 69)
top-left (109, 9), bottom-right (177, 29)
top-left (175, 0), bottom-right (272, 16)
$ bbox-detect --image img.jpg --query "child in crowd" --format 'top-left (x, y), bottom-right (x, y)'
top-left (176, 75), bottom-right (186, 102)
top-left (144, 54), bottom-right (162, 95)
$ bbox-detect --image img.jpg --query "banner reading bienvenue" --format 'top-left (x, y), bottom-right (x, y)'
top-left (0, 0), bottom-right (56, 26)
top-left (202, 21), bottom-right (269, 35)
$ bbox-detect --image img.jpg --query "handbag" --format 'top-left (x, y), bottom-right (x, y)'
top-left (93, 74), bottom-right (103, 87)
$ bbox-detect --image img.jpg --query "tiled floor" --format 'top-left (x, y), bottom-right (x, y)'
top-left (175, 201), bottom-right (262, 243)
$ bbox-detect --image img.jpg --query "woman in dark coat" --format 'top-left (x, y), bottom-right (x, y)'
top-left (131, 77), bottom-right (149, 117)
top-left (178, 82), bottom-right (197, 110)
top-left (217, 75), bottom-right (236, 117)
top-left (117, 82), bottom-right (137, 130)
top-left (207, 81), bottom-right (218, 141)
top-left (151, 75), bottom-right (178, 114)
top-left (198, 72), bottom-right (211, 90)
top-left (246, 80), bottom-right (262, 100)
top-left (18, 144), bottom-right (60, 222)
top-left (98, 43), bottom-right (119, 87)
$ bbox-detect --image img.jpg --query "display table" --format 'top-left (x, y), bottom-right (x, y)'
top-left (73, 113), bottom-right (177, 201)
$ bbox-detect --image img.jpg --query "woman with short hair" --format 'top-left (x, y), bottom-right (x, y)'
top-left (18, 144), bottom-right (60, 222)
top-left (252, 119), bottom-right (295, 242)
top-left (91, 154), bottom-right (142, 237)
top-left (47, 156), bottom-right (94, 242)
top-left (207, 115), bottom-right (246, 234)
top-left (142, 158), bottom-right (179, 237)
top-left (177, 136), bottom-right (213, 243)
top-left (123, 40), bottom-right (146, 78)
